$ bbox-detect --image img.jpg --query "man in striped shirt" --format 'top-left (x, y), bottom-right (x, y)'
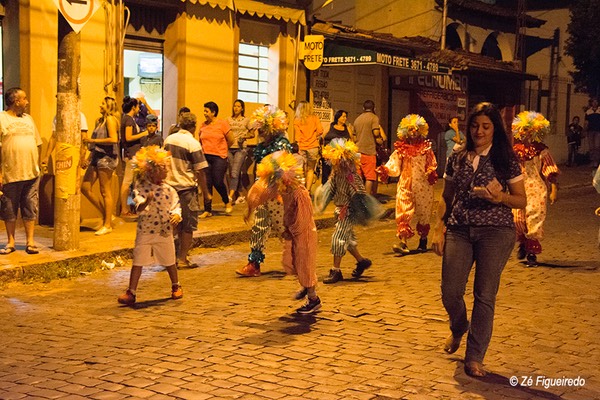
top-left (164, 112), bottom-right (209, 268)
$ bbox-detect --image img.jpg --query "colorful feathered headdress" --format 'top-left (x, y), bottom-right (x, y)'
top-left (250, 105), bottom-right (289, 138)
top-left (321, 138), bottom-right (360, 171)
top-left (245, 151), bottom-right (301, 221)
top-left (397, 114), bottom-right (429, 140)
top-left (132, 145), bottom-right (171, 179)
top-left (256, 150), bottom-right (302, 191)
top-left (512, 111), bottom-right (550, 143)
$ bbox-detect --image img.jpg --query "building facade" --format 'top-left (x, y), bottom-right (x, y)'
top-left (0, 0), bottom-right (308, 219)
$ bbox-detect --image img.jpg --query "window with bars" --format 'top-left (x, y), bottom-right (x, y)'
top-left (238, 43), bottom-right (269, 104)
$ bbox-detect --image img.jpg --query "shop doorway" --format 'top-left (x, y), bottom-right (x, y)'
top-left (123, 49), bottom-right (163, 132)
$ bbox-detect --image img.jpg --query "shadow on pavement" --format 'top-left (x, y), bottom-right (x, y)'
top-left (125, 297), bottom-right (173, 309)
top-left (279, 314), bottom-right (318, 335)
top-left (453, 363), bottom-right (565, 400)
top-left (520, 260), bottom-right (599, 270)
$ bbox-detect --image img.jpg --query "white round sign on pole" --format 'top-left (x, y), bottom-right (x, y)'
top-left (53, 0), bottom-right (101, 34)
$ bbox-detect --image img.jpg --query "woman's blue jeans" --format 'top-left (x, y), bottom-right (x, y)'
top-left (228, 148), bottom-right (248, 194)
top-left (441, 225), bottom-right (515, 363)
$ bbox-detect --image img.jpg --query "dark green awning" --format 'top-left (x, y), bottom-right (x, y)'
top-left (323, 42), bottom-right (451, 75)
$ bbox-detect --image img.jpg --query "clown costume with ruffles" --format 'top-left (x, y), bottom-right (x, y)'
top-left (378, 114), bottom-right (437, 254)
top-left (511, 111), bottom-right (559, 267)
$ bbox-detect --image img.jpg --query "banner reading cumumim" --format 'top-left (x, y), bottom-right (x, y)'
top-left (54, 142), bottom-right (80, 199)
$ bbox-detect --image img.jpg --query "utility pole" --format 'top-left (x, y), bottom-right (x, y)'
top-left (441, 0), bottom-right (448, 50)
top-left (547, 28), bottom-right (560, 134)
top-left (54, 13), bottom-right (82, 250)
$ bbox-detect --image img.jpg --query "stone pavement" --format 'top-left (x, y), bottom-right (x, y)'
top-left (0, 165), bottom-right (598, 399)
top-left (0, 165), bottom-right (595, 285)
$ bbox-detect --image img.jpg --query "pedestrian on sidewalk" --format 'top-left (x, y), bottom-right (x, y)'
top-left (431, 102), bottom-right (527, 378)
top-left (118, 146), bottom-right (183, 306)
top-left (584, 98), bottom-right (600, 168)
top-left (246, 150), bottom-right (321, 314)
top-left (566, 116), bottom-right (582, 167)
top-left (315, 138), bottom-right (381, 284)
top-left (0, 88), bottom-right (43, 255)
top-left (512, 111), bottom-right (559, 267)
top-left (81, 96), bottom-right (120, 236)
top-left (293, 100), bottom-right (323, 190)
top-left (320, 109), bottom-right (352, 184)
top-left (119, 96), bottom-right (148, 219)
top-left (198, 101), bottom-right (234, 218)
top-left (163, 112), bottom-right (210, 268)
top-left (227, 99), bottom-right (255, 205)
top-left (140, 114), bottom-right (163, 147)
top-left (353, 100), bottom-right (383, 197)
top-left (378, 114), bottom-right (438, 255)
top-left (236, 105), bottom-right (292, 277)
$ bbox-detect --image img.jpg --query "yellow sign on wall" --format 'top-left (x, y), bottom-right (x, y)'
top-left (302, 35), bottom-right (324, 70)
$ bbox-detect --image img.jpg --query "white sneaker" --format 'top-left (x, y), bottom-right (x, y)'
top-left (235, 196), bottom-right (246, 205)
top-left (95, 226), bottom-right (113, 236)
top-left (225, 204), bottom-right (233, 214)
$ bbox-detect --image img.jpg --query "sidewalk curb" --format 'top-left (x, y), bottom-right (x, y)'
top-left (0, 214), bottom-right (345, 285)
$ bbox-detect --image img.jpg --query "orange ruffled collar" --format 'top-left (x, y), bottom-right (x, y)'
top-left (393, 139), bottom-right (432, 157)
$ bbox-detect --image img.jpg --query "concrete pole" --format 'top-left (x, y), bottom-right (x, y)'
top-left (54, 14), bottom-right (81, 250)
top-left (440, 0), bottom-right (448, 50)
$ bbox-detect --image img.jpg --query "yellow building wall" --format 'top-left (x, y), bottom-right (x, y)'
top-left (21, 0), bottom-right (58, 149)
top-left (14, 2), bottom-right (307, 220)
top-left (174, 11), bottom-right (237, 121)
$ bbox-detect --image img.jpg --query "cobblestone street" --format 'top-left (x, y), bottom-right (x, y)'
top-left (0, 186), bottom-right (598, 399)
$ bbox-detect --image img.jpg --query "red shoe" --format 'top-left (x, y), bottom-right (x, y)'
top-left (117, 289), bottom-right (136, 305)
top-left (236, 261), bottom-right (261, 277)
top-left (171, 284), bottom-right (183, 300)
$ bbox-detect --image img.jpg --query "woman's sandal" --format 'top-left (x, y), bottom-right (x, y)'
top-left (25, 245), bottom-right (40, 255)
top-left (0, 246), bottom-right (16, 255)
top-left (464, 361), bottom-right (487, 377)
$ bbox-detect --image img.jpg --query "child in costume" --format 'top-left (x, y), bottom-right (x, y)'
top-left (246, 151), bottom-right (321, 314)
top-left (378, 114), bottom-right (438, 254)
top-left (118, 146), bottom-right (183, 305)
top-left (315, 138), bottom-right (381, 284)
top-left (512, 111), bottom-right (559, 267)
top-left (236, 105), bottom-right (292, 277)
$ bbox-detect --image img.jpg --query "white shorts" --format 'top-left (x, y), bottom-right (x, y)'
top-left (133, 233), bottom-right (176, 267)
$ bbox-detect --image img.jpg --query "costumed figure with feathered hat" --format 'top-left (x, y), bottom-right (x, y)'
top-left (378, 114), bottom-right (438, 255)
top-left (246, 150), bottom-right (321, 314)
top-left (511, 111), bottom-right (559, 267)
top-left (235, 105), bottom-right (293, 277)
top-left (117, 146), bottom-right (184, 306)
top-left (314, 138), bottom-right (383, 284)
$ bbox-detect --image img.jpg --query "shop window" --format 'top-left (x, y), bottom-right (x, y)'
top-left (238, 43), bottom-right (269, 104)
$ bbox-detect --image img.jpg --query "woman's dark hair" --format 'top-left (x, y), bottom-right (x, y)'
top-left (204, 101), bottom-right (219, 117)
top-left (465, 102), bottom-right (514, 179)
top-left (122, 96), bottom-right (139, 114)
top-left (232, 99), bottom-right (245, 117)
top-left (332, 109), bottom-right (348, 125)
